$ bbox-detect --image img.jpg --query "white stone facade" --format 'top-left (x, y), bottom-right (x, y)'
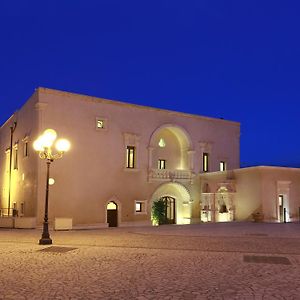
top-left (0, 87), bottom-right (299, 228)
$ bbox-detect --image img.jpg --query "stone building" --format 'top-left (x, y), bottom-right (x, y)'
top-left (0, 87), bottom-right (299, 228)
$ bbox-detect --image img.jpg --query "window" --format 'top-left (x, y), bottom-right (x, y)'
top-left (13, 146), bottom-right (18, 170)
top-left (158, 159), bottom-right (166, 169)
top-left (97, 119), bottom-right (104, 129)
top-left (220, 161), bottom-right (226, 171)
top-left (135, 202), bottom-right (142, 212)
top-left (126, 146), bottom-right (135, 168)
top-left (124, 133), bottom-right (139, 170)
top-left (5, 150), bottom-right (10, 173)
top-left (23, 141), bottom-right (29, 157)
top-left (279, 195), bottom-right (283, 206)
top-left (20, 202), bottom-right (24, 215)
top-left (96, 117), bottom-right (107, 130)
top-left (203, 153), bottom-right (209, 172)
top-left (135, 200), bottom-right (147, 214)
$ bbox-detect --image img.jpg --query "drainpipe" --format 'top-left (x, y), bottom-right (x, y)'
top-left (8, 121), bottom-right (17, 216)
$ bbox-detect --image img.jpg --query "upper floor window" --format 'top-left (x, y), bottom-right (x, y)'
top-left (23, 141), bottom-right (29, 157)
top-left (220, 161), bottom-right (226, 172)
top-left (124, 133), bottom-right (140, 171)
top-left (126, 146), bottom-right (135, 168)
top-left (96, 117), bottom-right (107, 130)
top-left (158, 159), bottom-right (166, 169)
top-left (5, 149), bottom-right (10, 173)
top-left (203, 153), bottom-right (209, 172)
top-left (13, 145), bottom-right (18, 170)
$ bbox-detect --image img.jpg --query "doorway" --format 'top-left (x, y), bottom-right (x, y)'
top-left (160, 196), bottom-right (176, 224)
top-left (278, 195), bottom-right (284, 223)
top-left (107, 201), bottom-right (118, 227)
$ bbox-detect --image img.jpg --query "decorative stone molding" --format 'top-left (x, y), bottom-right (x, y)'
top-left (199, 141), bottom-right (213, 152)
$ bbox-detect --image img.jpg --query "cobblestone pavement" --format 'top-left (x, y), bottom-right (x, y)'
top-left (0, 222), bottom-right (300, 299)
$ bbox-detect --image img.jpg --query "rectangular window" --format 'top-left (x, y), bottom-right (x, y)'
top-left (135, 200), bottom-right (147, 214)
top-left (5, 150), bottom-right (10, 172)
top-left (135, 202), bottom-right (142, 212)
top-left (97, 119), bottom-right (105, 129)
top-left (20, 202), bottom-right (24, 215)
top-left (279, 195), bottom-right (284, 206)
top-left (126, 146), bottom-right (135, 168)
top-left (220, 161), bottom-right (226, 171)
top-left (13, 147), bottom-right (18, 170)
top-left (23, 141), bottom-right (29, 157)
top-left (203, 153), bottom-right (209, 172)
top-left (158, 159), bottom-right (166, 169)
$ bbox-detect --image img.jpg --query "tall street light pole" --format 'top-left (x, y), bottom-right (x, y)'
top-left (33, 129), bottom-right (70, 245)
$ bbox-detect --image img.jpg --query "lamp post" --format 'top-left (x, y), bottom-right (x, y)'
top-left (33, 129), bottom-right (70, 245)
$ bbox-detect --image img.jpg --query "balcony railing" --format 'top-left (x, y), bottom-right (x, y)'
top-left (148, 168), bottom-right (194, 182)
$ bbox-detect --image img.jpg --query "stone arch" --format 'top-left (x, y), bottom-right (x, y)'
top-left (149, 123), bottom-right (193, 150)
top-left (150, 182), bottom-right (192, 225)
top-left (148, 124), bottom-right (194, 170)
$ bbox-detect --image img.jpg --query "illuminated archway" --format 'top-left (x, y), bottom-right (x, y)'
top-left (151, 182), bottom-right (192, 225)
top-left (148, 124), bottom-right (194, 171)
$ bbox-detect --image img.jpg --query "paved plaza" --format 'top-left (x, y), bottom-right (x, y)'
top-left (0, 222), bottom-right (300, 299)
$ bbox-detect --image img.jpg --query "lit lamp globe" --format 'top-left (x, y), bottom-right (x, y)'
top-left (43, 129), bottom-right (57, 141)
top-left (33, 137), bottom-right (45, 151)
top-left (33, 129), bottom-right (58, 150)
top-left (48, 178), bottom-right (55, 185)
top-left (55, 139), bottom-right (71, 152)
top-left (41, 129), bottom-right (57, 148)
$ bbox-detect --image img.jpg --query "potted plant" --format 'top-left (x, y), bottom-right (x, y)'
top-left (252, 211), bottom-right (264, 222)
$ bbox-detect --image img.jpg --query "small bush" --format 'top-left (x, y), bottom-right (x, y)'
top-left (152, 199), bottom-right (166, 225)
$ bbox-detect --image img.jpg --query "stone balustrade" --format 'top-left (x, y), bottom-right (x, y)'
top-left (148, 169), bottom-right (194, 182)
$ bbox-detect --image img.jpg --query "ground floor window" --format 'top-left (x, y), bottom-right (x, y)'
top-left (135, 200), bottom-right (147, 214)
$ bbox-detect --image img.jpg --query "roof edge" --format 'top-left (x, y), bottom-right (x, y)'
top-left (36, 87), bottom-right (240, 126)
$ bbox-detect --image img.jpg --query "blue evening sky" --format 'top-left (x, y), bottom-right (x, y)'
top-left (0, 1), bottom-right (299, 167)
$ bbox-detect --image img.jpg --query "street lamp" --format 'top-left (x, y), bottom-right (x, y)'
top-left (33, 129), bottom-right (70, 245)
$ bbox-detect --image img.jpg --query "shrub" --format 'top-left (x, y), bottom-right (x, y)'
top-left (152, 199), bottom-right (166, 225)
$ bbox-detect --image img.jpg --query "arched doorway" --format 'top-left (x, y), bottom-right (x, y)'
top-left (107, 201), bottom-right (118, 227)
top-left (160, 196), bottom-right (176, 224)
top-left (151, 182), bottom-right (191, 225)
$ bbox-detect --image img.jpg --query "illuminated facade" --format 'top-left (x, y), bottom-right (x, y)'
top-left (0, 87), bottom-right (299, 228)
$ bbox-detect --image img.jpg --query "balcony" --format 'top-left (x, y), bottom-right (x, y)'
top-left (148, 168), bottom-right (194, 183)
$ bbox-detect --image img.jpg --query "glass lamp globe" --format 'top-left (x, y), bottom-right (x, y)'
top-left (41, 129), bottom-right (57, 148)
top-left (43, 129), bottom-right (57, 142)
top-left (33, 136), bottom-right (45, 151)
top-left (55, 139), bottom-right (71, 152)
